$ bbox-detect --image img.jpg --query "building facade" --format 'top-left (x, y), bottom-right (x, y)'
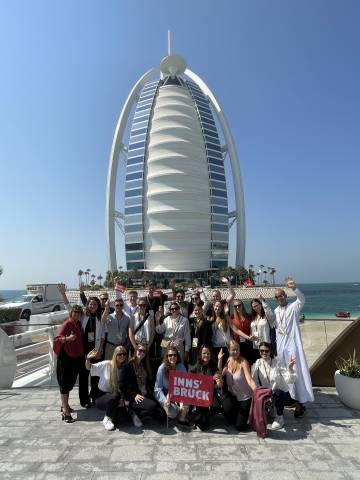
top-left (106, 54), bottom-right (245, 275)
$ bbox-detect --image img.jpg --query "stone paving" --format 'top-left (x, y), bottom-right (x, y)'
top-left (0, 386), bottom-right (360, 479)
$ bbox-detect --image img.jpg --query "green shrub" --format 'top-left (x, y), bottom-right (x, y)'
top-left (0, 308), bottom-right (22, 324)
top-left (336, 350), bottom-right (360, 379)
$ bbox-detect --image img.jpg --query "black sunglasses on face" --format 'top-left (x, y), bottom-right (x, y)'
top-left (260, 349), bottom-right (270, 353)
top-left (170, 307), bottom-right (179, 311)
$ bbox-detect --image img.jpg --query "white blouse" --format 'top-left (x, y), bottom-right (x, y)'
top-left (251, 357), bottom-right (296, 392)
top-left (250, 301), bottom-right (275, 349)
top-left (90, 361), bottom-right (111, 393)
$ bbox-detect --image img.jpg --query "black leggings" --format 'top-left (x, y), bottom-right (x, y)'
top-left (273, 390), bottom-right (292, 415)
top-left (129, 396), bottom-right (159, 419)
top-left (222, 393), bottom-right (251, 431)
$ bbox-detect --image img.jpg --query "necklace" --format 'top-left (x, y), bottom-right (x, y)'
top-left (278, 306), bottom-right (287, 335)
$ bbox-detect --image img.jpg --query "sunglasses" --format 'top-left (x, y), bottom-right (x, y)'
top-left (234, 304), bottom-right (242, 308)
top-left (275, 295), bottom-right (284, 299)
top-left (170, 307), bottom-right (179, 311)
top-left (260, 349), bottom-right (270, 354)
top-left (192, 297), bottom-right (199, 300)
top-left (168, 353), bottom-right (177, 357)
top-left (115, 304), bottom-right (124, 307)
top-left (100, 298), bottom-right (108, 301)
top-left (138, 304), bottom-right (146, 307)
top-left (117, 352), bottom-right (127, 357)
top-left (137, 348), bottom-right (146, 354)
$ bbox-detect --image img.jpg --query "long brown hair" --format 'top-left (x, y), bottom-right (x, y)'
top-left (214, 301), bottom-right (228, 332)
top-left (163, 346), bottom-right (181, 378)
top-left (233, 301), bottom-right (250, 330)
top-left (129, 343), bottom-right (152, 381)
top-left (250, 298), bottom-right (266, 321)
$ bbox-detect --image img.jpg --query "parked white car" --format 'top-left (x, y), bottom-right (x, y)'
top-left (0, 284), bottom-right (64, 321)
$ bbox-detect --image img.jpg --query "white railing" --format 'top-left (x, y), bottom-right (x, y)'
top-left (9, 325), bottom-right (58, 387)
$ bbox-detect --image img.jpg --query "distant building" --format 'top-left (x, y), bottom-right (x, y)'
top-left (106, 51), bottom-right (245, 278)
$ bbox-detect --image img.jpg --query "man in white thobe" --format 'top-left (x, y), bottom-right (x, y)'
top-left (274, 279), bottom-right (314, 416)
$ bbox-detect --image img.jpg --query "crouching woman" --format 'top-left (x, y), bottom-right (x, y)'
top-left (251, 341), bottom-right (296, 430)
top-left (85, 345), bottom-right (130, 431)
top-left (221, 339), bottom-right (257, 431)
top-left (191, 345), bottom-right (223, 430)
top-left (154, 346), bottom-right (192, 426)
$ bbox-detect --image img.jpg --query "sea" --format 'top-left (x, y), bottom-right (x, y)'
top-left (1, 283), bottom-right (360, 319)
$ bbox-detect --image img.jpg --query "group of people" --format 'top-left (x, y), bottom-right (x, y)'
top-left (53, 277), bottom-right (314, 433)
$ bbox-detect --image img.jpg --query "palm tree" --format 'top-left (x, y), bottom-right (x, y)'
top-left (77, 269), bottom-right (84, 286)
top-left (263, 269), bottom-right (268, 284)
top-left (248, 264), bottom-right (254, 282)
top-left (85, 269), bottom-right (91, 286)
top-left (259, 264), bottom-right (264, 284)
top-left (0, 266), bottom-right (3, 277)
top-left (270, 268), bottom-right (277, 286)
top-left (97, 275), bottom-right (103, 287)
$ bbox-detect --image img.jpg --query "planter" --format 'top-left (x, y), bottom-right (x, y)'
top-left (334, 370), bottom-right (360, 410)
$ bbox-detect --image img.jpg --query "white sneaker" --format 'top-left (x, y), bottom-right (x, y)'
top-left (271, 415), bottom-right (284, 430)
top-left (102, 416), bottom-right (115, 431)
top-left (130, 411), bottom-right (143, 428)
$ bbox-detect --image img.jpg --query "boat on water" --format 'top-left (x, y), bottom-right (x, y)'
top-left (335, 311), bottom-right (351, 319)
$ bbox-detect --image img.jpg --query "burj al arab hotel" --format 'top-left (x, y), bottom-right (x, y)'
top-left (106, 45), bottom-right (245, 276)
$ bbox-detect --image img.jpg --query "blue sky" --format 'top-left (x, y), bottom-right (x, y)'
top-left (1, 0), bottom-right (359, 289)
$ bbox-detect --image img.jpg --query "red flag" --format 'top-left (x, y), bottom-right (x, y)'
top-left (243, 277), bottom-right (254, 287)
top-left (114, 282), bottom-right (126, 293)
top-left (168, 371), bottom-right (214, 407)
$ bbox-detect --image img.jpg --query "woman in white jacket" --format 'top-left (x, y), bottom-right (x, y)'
top-left (251, 342), bottom-right (296, 430)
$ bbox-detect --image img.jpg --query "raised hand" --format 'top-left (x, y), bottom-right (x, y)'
top-left (57, 283), bottom-right (66, 295)
top-left (218, 348), bottom-right (225, 361)
top-left (86, 349), bottom-right (98, 360)
top-left (286, 277), bottom-right (296, 290)
top-left (288, 355), bottom-right (296, 370)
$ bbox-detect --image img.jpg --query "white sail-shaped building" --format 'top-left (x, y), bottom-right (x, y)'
top-left (106, 52), bottom-right (245, 275)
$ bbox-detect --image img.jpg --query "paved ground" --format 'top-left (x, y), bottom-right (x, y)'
top-left (0, 386), bottom-right (360, 479)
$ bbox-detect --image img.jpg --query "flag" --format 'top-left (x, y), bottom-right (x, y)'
top-left (114, 282), bottom-right (126, 293)
top-left (243, 277), bottom-right (254, 287)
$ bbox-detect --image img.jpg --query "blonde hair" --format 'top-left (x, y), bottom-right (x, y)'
top-left (109, 345), bottom-right (127, 393)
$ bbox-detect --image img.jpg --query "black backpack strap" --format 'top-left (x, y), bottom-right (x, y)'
top-left (134, 313), bottom-right (150, 336)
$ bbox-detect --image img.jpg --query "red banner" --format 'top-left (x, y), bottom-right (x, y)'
top-left (114, 282), bottom-right (126, 293)
top-left (168, 371), bottom-right (214, 407)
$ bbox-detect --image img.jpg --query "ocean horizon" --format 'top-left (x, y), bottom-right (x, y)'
top-left (1, 282), bottom-right (359, 319)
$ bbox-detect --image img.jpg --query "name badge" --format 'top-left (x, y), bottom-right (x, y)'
top-left (192, 337), bottom-right (198, 348)
top-left (88, 332), bottom-right (95, 342)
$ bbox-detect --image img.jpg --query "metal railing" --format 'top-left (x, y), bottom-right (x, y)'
top-left (9, 325), bottom-right (57, 386)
